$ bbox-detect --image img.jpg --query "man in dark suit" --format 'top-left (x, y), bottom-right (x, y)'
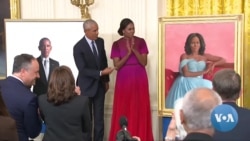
top-left (73, 19), bottom-right (114, 141)
top-left (212, 69), bottom-right (250, 141)
top-left (33, 37), bottom-right (59, 96)
top-left (0, 54), bottom-right (42, 141)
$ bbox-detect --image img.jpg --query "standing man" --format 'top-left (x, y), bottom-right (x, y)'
top-left (212, 69), bottom-right (250, 141)
top-left (73, 19), bottom-right (114, 141)
top-left (33, 37), bottom-right (59, 96)
top-left (0, 54), bottom-right (42, 141)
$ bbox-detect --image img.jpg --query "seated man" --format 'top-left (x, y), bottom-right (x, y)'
top-left (180, 88), bottom-right (222, 141)
top-left (170, 88), bottom-right (222, 141)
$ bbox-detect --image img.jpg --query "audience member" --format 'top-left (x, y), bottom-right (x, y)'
top-left (212, 69), bottom-right (250, 141)
top-left (176, 88), bottom-right (222, 141)
top-left (33, 37), bottom-right (59, 96)
top-left (38, 65), bottom-right (91, 141)
top-left (0, 54), bottom-right (42, 141)
top-left (0, 90), bottom-right (18, 141)
top-left (165, 98), bottom-right (186, 141)
top-left (73, 19), bottom-right (114, 141)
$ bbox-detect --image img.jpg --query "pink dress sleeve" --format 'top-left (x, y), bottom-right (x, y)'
top-left (110, 41), bottom-right (120, 59)
top-left (137, 38), bottom-right (149, 54)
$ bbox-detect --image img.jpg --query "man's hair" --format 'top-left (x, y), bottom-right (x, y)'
top-left (83, 19), bottom-right (97, 31)
top-left (12, 54), bottom-right (35, 74)
top-left (212, 69), bottom-right (241, 100)
top-left (182, 88), bottom-right (222, 130)
top-left (47, 65), bottom-right (76, 105)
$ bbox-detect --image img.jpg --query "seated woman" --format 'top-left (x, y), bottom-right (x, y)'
top-left (165, 33), bottom-right (225, 108)
top-left (38, 66), bottom-right (91, 141)
top-left (0, 91), bottom-right (18, 141)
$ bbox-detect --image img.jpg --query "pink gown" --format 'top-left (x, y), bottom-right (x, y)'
top-left (109, 36), bottom-right (154, 141)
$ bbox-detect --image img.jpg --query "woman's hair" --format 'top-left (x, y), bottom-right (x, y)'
top-left (47, 66), bottom-right (76, 105)
top-left (117, 18), bottom-right (134, 36)
top-left (184, 33), bottom-right (206, 55)
top-left (0, 91), bottom-right (10, 116)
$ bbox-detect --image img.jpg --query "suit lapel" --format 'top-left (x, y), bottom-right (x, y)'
top-left (83, 37), bottom-right (100, 68)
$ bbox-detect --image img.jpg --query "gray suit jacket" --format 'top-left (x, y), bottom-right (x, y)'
top-left (38, 95), bottom-right (91, 141)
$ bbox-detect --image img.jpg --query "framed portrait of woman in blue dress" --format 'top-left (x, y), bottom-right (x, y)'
top-left (158, 15), bottom-right (244, 117)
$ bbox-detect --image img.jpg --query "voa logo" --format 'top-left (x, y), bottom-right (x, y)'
top-left (214, 113), bottom-right (235, 123)
top-left (211, 104), bottom-right (238, 132)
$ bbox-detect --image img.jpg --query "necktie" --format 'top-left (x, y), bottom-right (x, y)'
top-left (91, 41), bottom-right (98, 57)
top-left (43, 59), bottom-right (49, 80)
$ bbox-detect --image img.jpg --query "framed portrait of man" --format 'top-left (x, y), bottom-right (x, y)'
top-left (4, 20), bottom-right (84, 79)
top-left (158, 15), bottom-right (244, 116)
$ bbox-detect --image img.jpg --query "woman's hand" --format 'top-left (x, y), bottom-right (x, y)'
top-left (132, 136), bottom-right (141, 141)
top-left (165, 113), bottom-right (177, 141)
top-left (126, 38), bottom-right (132, 56)
top-left (205, 62), bottom-right (215, 75)
top-left (74, 86), bottom-right (81, 95)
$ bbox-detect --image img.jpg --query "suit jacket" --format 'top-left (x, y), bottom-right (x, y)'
top-left (213, 102), bottom-right (250, 141)
top-left (0, 76), bottom-right (42, 141)
top-left (73, 36), bottom-right (109, 97)
top-left (183, 132), bottom-right (213, 141)
top-left (33, 56), bottom-right (59, 96)
top-left (38, 94), bottom-right (91, 141)
top-left (0, 116), bottom-right (18, 141)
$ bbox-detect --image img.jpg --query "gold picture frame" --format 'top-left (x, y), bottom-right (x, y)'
top-left (10, 0), bottom-right (21, 19)
top-left (158, 15), bottom-right (244, 117)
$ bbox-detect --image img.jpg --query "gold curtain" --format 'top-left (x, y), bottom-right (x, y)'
top-left (166, 0), bottom-right (250, 108)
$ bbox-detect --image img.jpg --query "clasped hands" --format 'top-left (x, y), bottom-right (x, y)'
top-left (126, 37), bottom-right (136, 56)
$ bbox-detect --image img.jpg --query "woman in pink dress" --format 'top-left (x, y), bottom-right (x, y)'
top-left (109, 18), bottom-right (154, 141)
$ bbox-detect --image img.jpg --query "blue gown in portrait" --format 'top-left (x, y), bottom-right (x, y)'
top-left (165, 59), bottom-right (212, 108)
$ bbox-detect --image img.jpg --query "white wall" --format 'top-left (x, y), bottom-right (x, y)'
top-left (19, 0), bottom-right (167, 140)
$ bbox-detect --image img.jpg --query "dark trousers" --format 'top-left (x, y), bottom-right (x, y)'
top-left (84, 86), bottom-right (105, 141)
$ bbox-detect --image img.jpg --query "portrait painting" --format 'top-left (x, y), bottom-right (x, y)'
top-left (4, 20), bottom-right (84, 79)
top-left (158, 15), bottom-right (244, 116)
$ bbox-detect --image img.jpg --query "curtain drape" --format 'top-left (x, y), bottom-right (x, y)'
top-left (166, 0), bottom-right (250, 108)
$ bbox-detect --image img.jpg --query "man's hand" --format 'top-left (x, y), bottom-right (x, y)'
top-left (101, 67), bottom-right (114, 76)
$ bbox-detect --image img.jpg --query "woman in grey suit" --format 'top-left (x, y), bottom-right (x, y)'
top-left (38, 66), bottom-right (91, 141)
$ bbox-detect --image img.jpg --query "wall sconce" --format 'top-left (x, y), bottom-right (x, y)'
top-left (71, 0), bottom-right (94, 19)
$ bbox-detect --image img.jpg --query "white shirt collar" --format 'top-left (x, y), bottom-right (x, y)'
top-left (42, 57), bottom-right (49, 62)
top-left (85, 36), bottom-right (94, 45)
top-left (11, 75), bottom-right (23, 84)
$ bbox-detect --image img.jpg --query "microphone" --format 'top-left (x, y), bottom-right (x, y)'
top-left (116, 116), bottom-right (138, 141)
top-left (120, 116), bottom-right (128, 131)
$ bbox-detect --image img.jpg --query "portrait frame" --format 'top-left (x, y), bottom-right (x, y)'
top-left (158, 15), bottom-right (244, 117)
top-left (4, 19), bottom-right (85, 79)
